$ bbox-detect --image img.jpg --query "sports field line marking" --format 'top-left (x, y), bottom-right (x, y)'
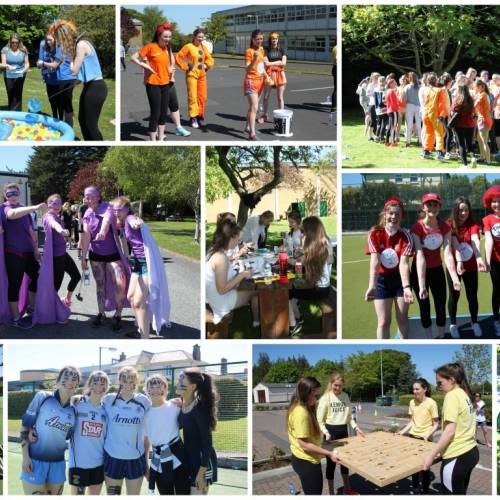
top-left (290, 86), bottom-right (334, 92)
top-left (344, 259), bottom-right (370, 264)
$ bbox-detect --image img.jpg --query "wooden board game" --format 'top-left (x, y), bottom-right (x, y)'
top-left (328, 431), bottom-right (439, 488)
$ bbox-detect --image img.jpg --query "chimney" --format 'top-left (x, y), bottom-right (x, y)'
top-left (221, 357), bottom-right (228, 375)
top-left (193, 344), bottom-right (201, 361)
top-left (119, 352), bottom-right (126, 362)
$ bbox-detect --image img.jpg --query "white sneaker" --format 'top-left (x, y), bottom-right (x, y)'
top-left (494, 320), bottom-right (500, 336)
top-left (449, 324), bottom-right (460, 339)
top-left (472, 322), bottom-right (482, 337)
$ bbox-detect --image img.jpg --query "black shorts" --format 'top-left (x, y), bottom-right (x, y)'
top-left (69, 465), bottom-right (104, 487)
top-left (89, 251), bottom-right (121, 263)
top-left (495, 118), bottom-right (500, 137)
top-left (374, 272), bottom-right (403, 299)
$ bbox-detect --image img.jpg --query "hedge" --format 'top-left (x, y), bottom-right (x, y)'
top-left (398, 394), bottom-right (492, 423)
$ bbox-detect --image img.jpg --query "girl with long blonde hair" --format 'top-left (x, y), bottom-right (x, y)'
top-left (0, 33), bottom-right (29, 110)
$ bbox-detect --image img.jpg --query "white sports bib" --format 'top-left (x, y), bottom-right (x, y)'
top-left (380, 248), bottom-right (399, 269)
top-left (257, 62), bottom-right (265, 74)
top-left (423, 232), bottom-right (443, 250)
top-left (492, 223), bottom-right (500, 238)
top-left (458, 242), bottom-right (473, 262)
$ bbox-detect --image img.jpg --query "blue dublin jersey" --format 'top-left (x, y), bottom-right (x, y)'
top-left (103, 393), bottom-right (150, 460)
top-left (22, 390), bottom-right (76, 462)
top-left (69, 396), bottom-right (107, 469)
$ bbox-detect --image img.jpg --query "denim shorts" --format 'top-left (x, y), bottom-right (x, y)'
top-left (130, 257), bottom-right (148, 276)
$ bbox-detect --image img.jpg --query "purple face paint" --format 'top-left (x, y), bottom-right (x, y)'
top-left (5, 190), bottom-right (19, 198)
top-left (48, 198), bottom-right (62, 210)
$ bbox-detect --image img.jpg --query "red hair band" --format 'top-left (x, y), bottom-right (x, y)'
top-left (156, 23), bottom-right (174, 36)
top-left (384, 196), bottom-right (405, 217)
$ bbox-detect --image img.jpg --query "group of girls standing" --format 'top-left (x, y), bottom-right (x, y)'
top-left (366, 186), bottom-right (500, 339)
top-left (1, 183), bottom-right (169, 338)
top-left (287, 364), bottom-right (480, 495)
top-left (205, 212), bottom-right (332, 336)
top-left (244, 29), bottom-right (287, 140)
top-left (20, 365), bottom-right (219, 495)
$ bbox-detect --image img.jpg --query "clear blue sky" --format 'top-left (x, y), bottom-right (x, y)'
top-left (343, 173), bottom-right (499, 187)
top-left (126, 5), bottom-right (238, 35)
top-left (252, 344), bottom-right (482, 381)
top-left (0, 147), bottom-right (33, 173)
top-left (7, 341), bottom-right (247, 380)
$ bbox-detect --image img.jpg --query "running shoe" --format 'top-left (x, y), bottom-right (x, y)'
top-left (436, 151), bottom-right (446, 161)
top-left (11, 316), bottom-right (34, 329)
top-left (289, 323), bottom-right (302, 336)
top-left (405, 143), bottom-right (411, 148)
top-left (92, 313), bottom-right (103, 328)
top-left (494, 320), bottom-right (500, 336)
top-left (112, 315), bottom-right (122, 332)
top-left (197, 117), bottom-right (207, 128)
top-left (444, 152), bottom-right (451, 160)
top-left (190, 118), bottom-right (199, 129)
top-left (421, 150), bottom-right (432, 159)
top-left (449, 324), bottom-right (460, 339)
top-left (472, 322), bottom-right (482, 337)
top-left (174, 126), bottom-right (191, 137)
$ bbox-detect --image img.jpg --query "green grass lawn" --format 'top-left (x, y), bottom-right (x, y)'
top-left (206, 216), bottom-right (336, 338)
top-left (148, 219), bottom-right (200, 260)
top-left (10, 71), bottom-right (115, 141)
top-left (8, 444), bottom-right (246, 495)
top-left (342, 233), bottom-right (494, 338)
top-left (212, 417), bottom-right (247, 453)
top-left (342, 109), bottom-right (500, 169)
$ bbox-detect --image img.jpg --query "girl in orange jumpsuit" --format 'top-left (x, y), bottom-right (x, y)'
top-left (176, 28), bottom-right (214, 130)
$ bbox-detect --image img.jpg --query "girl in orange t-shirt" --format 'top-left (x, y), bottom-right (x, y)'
top-left (243, 29), bottom-right (270, 141)
top-left (474, 80), bottom-right (493, 163)
top-left (131, 23), bottom-right (190, 141)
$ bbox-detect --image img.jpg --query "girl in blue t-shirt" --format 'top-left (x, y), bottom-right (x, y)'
top-left (1, 33), bottom-right (29, 110)
top-left (20, 365), bottom-right (80, 494)
top-left (36, 32), bottom-right (59, 118)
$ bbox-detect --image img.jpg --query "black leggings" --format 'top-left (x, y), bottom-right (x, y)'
top-left (46, 83), bottom-right (59, 117)
top-left (58, 81), bottom-right (76, 125)
top-left (409, 435), bottom-right (431, 493)
top-left (324, 424), bottom-right (348, 479)
top-left (79, 79), bottom-right (107, 140)
top-left (455, 127), bottom-right (474, 165)
top-left (5, 252), bottom-right (39, 301)
top-left (5, 75), bottom-right (26, 111)
top-left (411, 263), bottom-right (447, 328)
top-left (368, 104), bottom-right (377, 133)
top-left (146, 82), bottom-right (179, 133)
top-left (387, 111), bottom-right (398, 143)
top-left (152, 464), bottom-right (191, 495)
top-left (376, 114), bottom-right (388, 141)
top-left (291, 455), bottom-right (323, 495)
top-left (489, 260), bottom-right (500, 320)
top-left (54, 253), bottom-right (81, 293)
top-left (440, 446), bottom-right (479, 494)
top-left (446, 269), bottom-right (478, 324)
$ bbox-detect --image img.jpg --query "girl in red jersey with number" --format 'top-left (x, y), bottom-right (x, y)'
top-left (482, 185), bottom-right (500, 336)
top-left (365, 197), bottom-right (414, 339)
top-left (410, 193), bottom-right (461, 339)
top-left (447, 197), bottom-right (486, 339)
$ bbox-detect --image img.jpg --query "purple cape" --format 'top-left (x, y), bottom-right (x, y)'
top-left (32, 214), bottom-right (71, 324)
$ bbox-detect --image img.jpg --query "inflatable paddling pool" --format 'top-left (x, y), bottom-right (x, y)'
top-left (0, 111), bottom-right (74, 141)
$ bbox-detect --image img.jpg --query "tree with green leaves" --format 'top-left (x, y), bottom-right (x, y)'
top-left (27, 147), bottom-right (109, 202)
top-left (213, 146), bottom-right (324, 227)
top-left (121, 7), bottom-right (139, 46)
top-left (454, 345), bottom-right (491, 388)
top-left (253, 352), bottom-right (272, 386)
top-left (201, 15), bottom-right (227, 48)
top-left (263, 359), bottom-right (300, 384)
top-left (343, 5), bottom-right (500, 75)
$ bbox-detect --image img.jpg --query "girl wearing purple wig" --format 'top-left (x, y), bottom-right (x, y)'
top-left (80, 186), bottom-right (130, 331)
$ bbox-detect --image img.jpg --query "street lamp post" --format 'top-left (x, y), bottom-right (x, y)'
top-left (99, 347), bottom-right (118, 370)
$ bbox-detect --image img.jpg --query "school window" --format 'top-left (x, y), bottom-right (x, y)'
top-left (305, 7), bottom-right (315, 20)
top-left (329, 6), bottom-right (337, 18)
top-left (295, 7), bottom-right (304, 20)
top-left (410, 175), bottom-right (418, 184)
top-left (394, 175), bottom-right (403, 183)
top-left (316, 6), bottom-right (327, 18)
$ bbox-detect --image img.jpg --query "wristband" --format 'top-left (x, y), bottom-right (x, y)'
top-left (403, 285), bottom-right (411, 289)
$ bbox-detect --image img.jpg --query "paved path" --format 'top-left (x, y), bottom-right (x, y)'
top-left (121, 61), bottom-right (335, 142)
top-left (1, 248), bottom-right (200, 339)
top-left (253, 403), bottom-right (492, 495)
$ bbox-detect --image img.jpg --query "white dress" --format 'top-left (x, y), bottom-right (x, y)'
top-left (206, 254), bottom-right (238, 324)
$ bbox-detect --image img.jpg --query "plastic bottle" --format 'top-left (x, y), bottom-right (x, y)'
top-left (83, 270), bottom-right (90, 286)
top-left (264, 263), bottom-right (272, 285)
top-left (288, 481), bottom-right (296, 495)
top-left (287, 236), bottom-right (294, 258)
top-left (295, 258), bottom-right (303, 279)
top-left (279, 251), bottom-right (289, 284)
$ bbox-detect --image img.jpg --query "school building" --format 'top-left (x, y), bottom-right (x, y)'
top-left (207, 166), bottom-right (336, 222)
top-left (253, 382), bottom-right (295, 403)
top-left (212, 5), bottom-right (336, 62)
top-left (361, 173), bottom-right (451, 187)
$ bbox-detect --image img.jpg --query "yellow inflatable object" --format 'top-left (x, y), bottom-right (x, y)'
top-left (4, 119), bottom-right (62, 141)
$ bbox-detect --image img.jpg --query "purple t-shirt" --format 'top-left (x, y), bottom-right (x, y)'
top-left (124, 215), bottom-right (145, 259)
top-left (2, 203), bottom-right (34, 253)
top-left (83, 202), bottom-right (118, 256)
top-left (44, 212), bottom-right (67, 257)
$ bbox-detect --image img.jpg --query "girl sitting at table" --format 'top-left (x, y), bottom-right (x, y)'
top-left (241, 210), bottom-right (274, 249)
top-left (288, 216), bottom-right (333, 336)
top-left (287, 210), bottom-right (303, 252)
top-left (215, 212), bottom-right (251, 262)
top-left (206, 220), bottom-right (260, 326)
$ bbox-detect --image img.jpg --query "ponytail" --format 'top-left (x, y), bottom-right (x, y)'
top-left (184, 368), bottom-right (218, 430)
top-left (435, 362), bottom-right (473, 401)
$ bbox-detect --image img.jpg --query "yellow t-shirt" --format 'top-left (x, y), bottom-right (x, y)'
top-left (287, 405), bottom-right (322, 464)
top-left (441, 387), bottom-right (476, 459)
top-left (408, 397), bottom-right (438, 439)
top-left (316, 391), bottom-right (356, 435)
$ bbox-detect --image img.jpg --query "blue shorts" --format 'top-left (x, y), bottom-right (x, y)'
top-left (21, 458), bottom-right (66, 485)
top-left (104, 453), bottom-right (146, 480)
top-left (374, 272), bottom-right (403, 300)
top-left (130, 257), bottom-right (148, 276)
top-left (476, 420), bottom-right (486, 428)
